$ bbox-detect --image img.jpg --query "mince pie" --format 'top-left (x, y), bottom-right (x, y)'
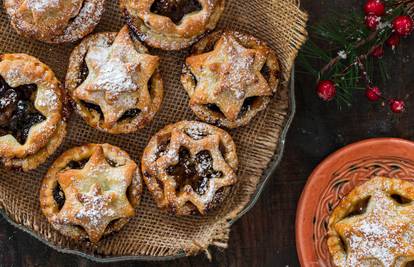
top-left (66, 26), bottom-right (163, 134)
top-left (141, 121), bottom-right (238, 215)
top-left (40, 143), bottom-right (142, 243)
top-left (181, 30), bottom-right (280, 128)
top-left (4, 0), bottom-right (104, 43)
top-left (120, 0), bottom-right (225, 50)
top-left (0, 53), bottom-right (67, 172)
top-left (328, 177), bottom-right (414, 267)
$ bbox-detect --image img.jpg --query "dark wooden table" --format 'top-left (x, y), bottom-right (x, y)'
top-left (2, 0), bottom-right (414, 266)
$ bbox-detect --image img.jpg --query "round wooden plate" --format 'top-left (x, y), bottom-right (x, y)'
top-left (296, 138), bottom-right (414, 267)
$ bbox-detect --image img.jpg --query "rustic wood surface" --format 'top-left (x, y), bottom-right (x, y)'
top-left (2, 0), bottom-right (414, 266)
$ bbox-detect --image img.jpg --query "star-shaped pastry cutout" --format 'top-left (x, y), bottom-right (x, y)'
top-left (54, 145), bottom-right (137, 243)
top-left (74, 26), bottom-right (159, 128)
top-left (18, 0), bottom-right (82, 33)
top-left (186, 32), bottom-right (272, 121)
top-left (154, 126), bottom-right (236, 213)
top-left (335, 190), bottom-right (414, 266)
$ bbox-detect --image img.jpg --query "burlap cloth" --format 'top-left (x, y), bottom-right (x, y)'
top-left (0, 0), bottom-right (308, 260)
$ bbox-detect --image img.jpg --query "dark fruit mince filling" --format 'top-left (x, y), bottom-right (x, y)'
top-left (80, 100), bottom-right (104, 119)
top-left (106, 158), bottom-right (118, 167)
top-left (206, 96), bottom-right (259, 119)
top-left (390, 194), bottom-right (412, 204)
top-left (53, 183), bottom-right (65, 210)
top-left (0, 76), bottom-right (46, 145)
top-left (166, 148), bottom-right (223, 195)
top-left (118, 109), bottom-right (141, 122)
top-left (346, 197), bottom-right (370, 218)
top-left (80, 100), bottom-right (141, 123)
top-left (79, 59), bottom-right (89, 84)
top-left (150, 0), bottom-right (202, 24)
top-left (238, 96), bottom-right (259, 118)
top-left (260, 64), bottom-right (271, 81)
top-left (66, 158), bottom-right (89, 169)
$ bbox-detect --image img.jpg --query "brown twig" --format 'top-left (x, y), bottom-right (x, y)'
top-left (340, 42), bottom-right (380, 75)
top-left (317, 31), bottom-right (378, 82)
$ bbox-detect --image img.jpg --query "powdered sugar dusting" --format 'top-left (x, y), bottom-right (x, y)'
top-left (343, 191), bottom-right (412, 266)
top-left (85, 47), bottom-right (138, 98)
top-left (76, 189), bottom-right (116, 227)
top-left (36, 89), bottom-right (58, 109)
top-left (218, 36), bottom-right (257, 100)
top-left (26, 0), bottom-right (59, 12)
top-left (196, 153), bottom-right (212, 174)
top-left (95, 59), bottom-right (138, 96)
top-left (185, 124), bottom-right (207, 140)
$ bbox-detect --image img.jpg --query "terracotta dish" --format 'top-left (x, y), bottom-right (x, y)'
top-left (296, 138), bottom-right (414, 267)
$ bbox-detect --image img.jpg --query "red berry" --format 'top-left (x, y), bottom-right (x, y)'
top-left (365, 15), bottom-right (380, 30)
top-left (317, 80), bottom-right (336, 101)
top-left (392, 15), bottom-right (414, 36)
top-left (371, 46), bottom-right (384, 58)
top-left (365, 86), bottom-right (382, 101)
top-left (386, 34), bottom-right (400, 48)
top-left (390, 99), bottom-right (405, 113)
top-left (364, 0), bottom-right (385, 16)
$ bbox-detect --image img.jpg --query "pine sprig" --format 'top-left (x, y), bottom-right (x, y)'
top-left (298, 0), bottom-right (414, 108)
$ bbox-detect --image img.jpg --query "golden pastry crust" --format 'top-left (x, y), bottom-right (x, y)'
top-left (0, 53), bottom-right (68, 172)
top-left (120, 0), bottom-right (225, 50)
top-left (327, 177), bottom-right (414, 267)
top-left (66, 26), bottom-right (164, 134)
top-left (141, 120), bottom-right (238, 216)
top-left (4, 0), bottom-right (104, 43)
top-left (40, 143), bottom-right (142, 243)
top-left (181, 30), bottom-right (280, 128)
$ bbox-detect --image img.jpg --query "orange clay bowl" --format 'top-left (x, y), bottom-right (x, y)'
top-left (296, 138), bottom-right (414, 267)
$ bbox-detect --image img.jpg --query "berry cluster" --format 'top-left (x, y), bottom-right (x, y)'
top-left (316, 0), bottom-right (413, 113)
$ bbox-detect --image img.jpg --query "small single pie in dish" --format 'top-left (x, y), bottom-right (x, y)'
top-left (181, 30), bottom-right (280, 128)
top-left (40, 143), bottom-right (142, 243)
top-left (141, 120), bottom-right (238, 216)
top-left (327, 177), bottom-right (414, 267)
top-left (4, 0), bottom-right (104, 43)
top-left (65, 26), bottom-right (163, 134)
top-left (0, 53), bottom-right (67, 172)
top-left (120, 0), bottom-right (225, 50)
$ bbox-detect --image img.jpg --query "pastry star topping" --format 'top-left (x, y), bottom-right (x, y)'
top-left (54, 145), bottom-right (136, 243)
top-left (73, 26), bottom-right (160, 128)
top-left (18, 0), bottom-right (83, 33)
top-left (336, 191), bottom-right (414, 266)
top-left (152, 124), bottom-right (237, 214)
top-left (329, 178), bottom-right (414, 267)
top-left (186, 32), bottom-right (272, 121)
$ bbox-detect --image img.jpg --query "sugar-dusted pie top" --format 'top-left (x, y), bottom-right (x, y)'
top-left (141, 121), bottom-right (238, 215)
top-left (73, 26), bottom-right (160, 130)
top-left (186, 31), bottom-right (273, 121)
top-left (41, 144), bottom-right (140, 243)
top-left (328, 177), bottom-right (414, 267)
top-left (55, 146), bottom-right (136, 243)
top-left (5, 0), bottom-right (104, 43)
top-left (6, 0), bottom-right (82, 37)
top-left (181, 30), bottom-right (280, 128)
